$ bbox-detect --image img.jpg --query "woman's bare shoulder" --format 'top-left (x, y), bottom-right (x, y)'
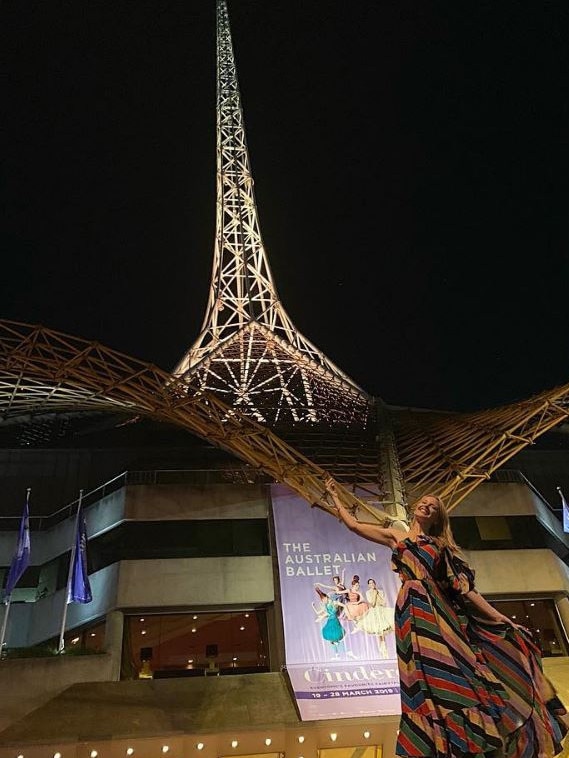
top-left (388, 527), bottom-right (411, 546)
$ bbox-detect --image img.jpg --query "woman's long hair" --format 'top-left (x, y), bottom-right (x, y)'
top-left (413, 494), bottom-right (461, 554)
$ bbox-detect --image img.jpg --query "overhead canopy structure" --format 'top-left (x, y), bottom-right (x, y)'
top-left (1, 320), bottom-right (569, 517)
top-left (2, 5), bottom-right (566, 522)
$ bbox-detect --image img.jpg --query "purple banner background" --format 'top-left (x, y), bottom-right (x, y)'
top-left (271, 484), bottom-right (401, 720)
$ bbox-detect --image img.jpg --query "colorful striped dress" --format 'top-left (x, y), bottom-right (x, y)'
top-left (392, 535), bottom-right (564, 758)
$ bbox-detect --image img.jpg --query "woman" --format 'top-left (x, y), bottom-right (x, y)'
top-left (326, 478), bottom-right (565, 758)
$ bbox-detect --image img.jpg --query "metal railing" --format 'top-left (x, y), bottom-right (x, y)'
top-left (490, 469), bottom-right (559, 512)
top-left (0, 466), bottom-right (559, 531)
top-left (0, 466), bottom-right (270, 531)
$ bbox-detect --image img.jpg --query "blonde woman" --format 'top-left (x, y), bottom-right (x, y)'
top-left (326, 477), bottom-right (565, 758)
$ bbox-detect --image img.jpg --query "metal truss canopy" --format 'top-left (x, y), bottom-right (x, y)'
top-left (2, 321), bottom-right (569, 518)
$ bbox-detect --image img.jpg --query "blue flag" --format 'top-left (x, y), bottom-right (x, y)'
top-left (68, 504), bottom-right (92, 604)
top-left (5, 494), bottom-right (31, 599)
top-left (558, 488), bottom-right (569, 534)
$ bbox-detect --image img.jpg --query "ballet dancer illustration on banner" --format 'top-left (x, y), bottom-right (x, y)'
top-left (312, 587), bottom-right (347, 657)
top-left (345, 574), bottom-right (369, 631)
top-left (315, 572), bottom-right (349, 616)
top-left (357, 578), bottom-right (394, 658)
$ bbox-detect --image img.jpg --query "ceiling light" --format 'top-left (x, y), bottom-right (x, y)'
top-left (297, 736), bottom-right (305, 744)
top-left (192, 628), bottom-right (197, 633)
top-left (265, 739), bottom-right (272, 746)
top-left (54, 753), bottom-right (62, 758)
top-left (330, 733), bottom-right (337, 742)
top-left (231, 741), bottom-right (238, 749)
top-left (239, 626), bottom-right (245, 631)
top-left (90, 751), bottom-right (98, 758)
top-left (140, 618), bottom-right (145, 622)
top-left (196, 744), bottom-right (204, 751)
top-left (126, 749), bottom-right (134, 756)
top-left (162, 747), bottom-right (169, 754)
top-left (363, 731), bottom-right (370, 739)
top-left (193, 615), bottom-right (198, 620)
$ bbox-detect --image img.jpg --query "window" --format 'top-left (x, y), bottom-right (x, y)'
top-left (122, 610), bottom-right (269, 679)
top-left (490, 598), bottom-right (567, 657)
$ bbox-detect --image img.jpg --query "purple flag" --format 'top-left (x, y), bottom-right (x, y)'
top-left (68, 504), bottom-right (92, 604)
top-left (5, 495), bottom-right (31, 599)
top-left (558, 488), bottom-right (569, 534)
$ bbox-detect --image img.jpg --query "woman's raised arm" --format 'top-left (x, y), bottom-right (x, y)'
top-left (324, 477), bottom-right (406, 549)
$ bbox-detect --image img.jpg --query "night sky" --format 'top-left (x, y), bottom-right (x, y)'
top-left (4, 1), bottom-right (568, 412)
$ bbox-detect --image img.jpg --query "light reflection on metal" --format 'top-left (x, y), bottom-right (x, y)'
top-left (1, 321), bottom-right (569, 514)
top-left (172, 1), bottom-right (368, 428)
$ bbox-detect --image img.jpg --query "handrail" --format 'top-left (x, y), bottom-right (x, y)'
top-left (0, 466), bottom-right (270, 531)
top-left (490, 469), bottom-right (560, 512)
top-left (0, 467), bottom-right (559, 531)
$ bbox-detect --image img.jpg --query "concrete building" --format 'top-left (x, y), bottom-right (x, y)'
top-left (1, 419), bottom-right (569, 757)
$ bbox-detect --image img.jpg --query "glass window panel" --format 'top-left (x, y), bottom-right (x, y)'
top-left (491, 598), bottom-right (567, 657)
top-left (123, 610), bottom-right (269, 679)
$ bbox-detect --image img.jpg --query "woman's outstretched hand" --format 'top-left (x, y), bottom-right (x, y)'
top-left (493, 612), bottom-right (530, 633)
top-left (324, 475), bottom-right (341, 507)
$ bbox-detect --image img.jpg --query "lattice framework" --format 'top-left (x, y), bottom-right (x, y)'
top-left (173, 0), bottom-right (367, 426)
top-left (2, 321), bottom-right (569, 516)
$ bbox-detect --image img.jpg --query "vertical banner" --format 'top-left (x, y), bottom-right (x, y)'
top-left (272, 484), bottom-right (401, 720)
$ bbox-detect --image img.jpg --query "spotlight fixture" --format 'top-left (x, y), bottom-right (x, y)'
top-left (54, 753), bottom-right (62, 758)
top-left (196, 744), bottom-right (204, 751)
top-left (231, 741), bottom-right (238, 749)
top-left (330, 733), bottom-right (337, 742)
top-left (91, 752), bottom-right (98, 758)
top-left (297, 736), bottom-right (305, 744)
top-left (265, 739), bottom-right (272, 746)
top-left (162, 748), bottom-right (169, 754)
top-left (127, 749), bottom-right (134, 756)
top-left (363, 731), bottom-right (370, 739)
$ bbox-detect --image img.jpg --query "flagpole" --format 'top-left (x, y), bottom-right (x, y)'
top-left (0, 598), bottom-right (12, 659)
top-left (557, 486), bottom-right (569, 533)
top-left (58, 489), bottom-right (83, 654)
top-left (0, 488), bottom-right (31, 659)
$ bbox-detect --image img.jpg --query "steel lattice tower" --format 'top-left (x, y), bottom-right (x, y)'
top-left (173, 0), bottom-right (369, 428)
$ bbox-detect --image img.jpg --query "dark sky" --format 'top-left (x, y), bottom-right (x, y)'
top-left (4, 1), bottom-right (568, 412)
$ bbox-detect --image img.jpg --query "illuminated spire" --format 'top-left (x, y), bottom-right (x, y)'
top-left (174, 0), bottom-right (369, 427)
